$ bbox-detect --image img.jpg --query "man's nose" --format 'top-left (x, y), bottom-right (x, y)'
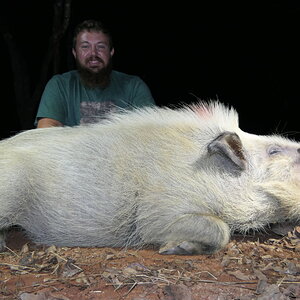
top-left (89, 45), bottom-right (99, 55)
top-left (91, 46), bottom-right (97, 55)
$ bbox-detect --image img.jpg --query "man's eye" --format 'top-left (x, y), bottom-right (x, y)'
top-left (96, 45), bottom-right (106, 50)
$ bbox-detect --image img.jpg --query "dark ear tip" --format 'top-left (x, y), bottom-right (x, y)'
top-left (208, 131), bottom-right (246, 170)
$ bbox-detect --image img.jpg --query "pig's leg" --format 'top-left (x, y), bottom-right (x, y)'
top-left (158, 214), bottom-right (230, 255)
top-left (0, 230), bottom-right (7, 252)
top-left (0, 163), bottom-right (25, 252)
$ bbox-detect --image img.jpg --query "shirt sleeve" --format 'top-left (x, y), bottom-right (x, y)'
top-left (130, 77), bottom-right (156, 108)
top-left (34, 76), bottom-right (67, 126)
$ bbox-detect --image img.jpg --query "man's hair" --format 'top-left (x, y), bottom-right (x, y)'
top-left (72, 19), bottom-right (113, 49)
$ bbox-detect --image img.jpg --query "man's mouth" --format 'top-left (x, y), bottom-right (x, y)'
top-left (87, 57), bottom-right (103, 66)
top-left (89, 61), bottom-right (101, 66)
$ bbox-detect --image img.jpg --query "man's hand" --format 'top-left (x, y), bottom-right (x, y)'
top-left (37, 118), bottom-right (63, 128)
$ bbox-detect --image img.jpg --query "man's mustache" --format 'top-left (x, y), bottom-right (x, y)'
top-left (86, 56), bottom-right (104, 64)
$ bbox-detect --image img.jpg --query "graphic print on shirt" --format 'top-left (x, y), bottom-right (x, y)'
top-left (80, 101), bottom-right (118, 124)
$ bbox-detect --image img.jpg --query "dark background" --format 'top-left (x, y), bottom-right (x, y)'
top-left (1, 1), bottom-right (299, 140)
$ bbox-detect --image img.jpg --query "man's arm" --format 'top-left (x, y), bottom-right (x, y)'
top-left (37, 118), bottom-right (63, 128)
top-left (35, 75), bottom-right (68, 128)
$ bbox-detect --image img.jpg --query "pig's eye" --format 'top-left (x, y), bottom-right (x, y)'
top-left (268, 146), bottom-right (282, 156)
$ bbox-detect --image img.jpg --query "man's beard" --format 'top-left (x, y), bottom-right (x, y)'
top-left (76, 57), bottom-right (113, 89)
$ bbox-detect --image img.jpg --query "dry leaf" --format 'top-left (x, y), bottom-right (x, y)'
top-left (227, 270), bottom-right (255, 280)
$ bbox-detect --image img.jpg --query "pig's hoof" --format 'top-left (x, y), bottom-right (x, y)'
top-left (159, 241), bottom-right (216, 255)
top-left (0, 239), bottom-right (6, 253)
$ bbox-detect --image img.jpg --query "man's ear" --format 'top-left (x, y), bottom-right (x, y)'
top-left (72, 48), bottom-right (77, 59)
top-left (110, 47), bottom-right (115, 57)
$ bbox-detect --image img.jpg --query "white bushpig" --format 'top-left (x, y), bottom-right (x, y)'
top-left (0, 101), bottom-right (299, 255)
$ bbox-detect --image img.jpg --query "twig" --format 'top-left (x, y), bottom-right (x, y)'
top-left (124, 281), bottom-right (138, 296)
top-left (49, 250), bottom-right (83, 271)
top-left (4, 246), bottom-right (20, 258)
top-left (0, 262), bottom-right (36, 270)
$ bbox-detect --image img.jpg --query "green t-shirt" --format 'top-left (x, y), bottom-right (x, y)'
top-left (35, 70), bottom-right (155, 126)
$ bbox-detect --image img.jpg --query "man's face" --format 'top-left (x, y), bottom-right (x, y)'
top-left (72, 30), bottom-right (114, 73)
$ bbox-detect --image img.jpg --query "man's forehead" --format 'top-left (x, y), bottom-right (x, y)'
top-left (79, 30), bottom-right (106, 37)
top-left (77, 31), bottom-right (109, 42)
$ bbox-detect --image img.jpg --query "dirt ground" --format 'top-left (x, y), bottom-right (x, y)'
top-left (1, 225), bottom-right (300, 300)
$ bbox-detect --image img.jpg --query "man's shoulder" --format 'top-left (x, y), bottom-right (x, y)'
top-left (51, 70), bottom-right (79, 83)
top-left (111, 70), bottom-right (141, 83)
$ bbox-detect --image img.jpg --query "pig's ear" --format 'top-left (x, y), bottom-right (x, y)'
top-left (207, 132), bottom-right (246, 170)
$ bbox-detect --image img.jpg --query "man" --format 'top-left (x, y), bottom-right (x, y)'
top-left (35, 19), bottom-right (155, 128)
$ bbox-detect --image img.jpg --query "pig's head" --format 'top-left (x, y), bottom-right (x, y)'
top-left (191, 101), bottom-right (300, 227)
top-left (243, 133), bottom-right (300, 221)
